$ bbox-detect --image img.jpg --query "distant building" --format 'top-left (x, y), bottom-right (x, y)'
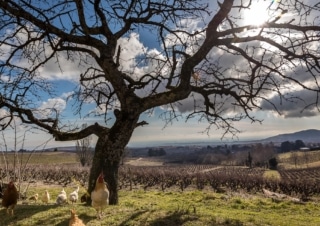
top-left (300, 147), bottom-right (310, 151)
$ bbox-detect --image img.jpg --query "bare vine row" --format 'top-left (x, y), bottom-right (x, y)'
top-left (1, 164), bottom-right (320, 200)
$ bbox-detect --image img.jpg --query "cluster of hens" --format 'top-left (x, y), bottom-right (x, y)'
top-left (1, 171), bottom-right (110, 225)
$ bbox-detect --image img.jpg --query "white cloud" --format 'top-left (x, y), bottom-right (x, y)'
top-left (1, 24), bottom-right (99, 82)
top-left (0, 75), bottom-right (10, 82)
top-left (0, 41), bottom-right (11, 61)
top-left (37, 98), bottom-right (66, 118)
top-left (61, 91), bottom-right (74, 99)
top-left (117, 33), bottom-right (147, 75)
top-left (0, 108), bottom-right (9, 120)
top-left (91, 104), bottom-right (107, 115)
top-left (116, 33), bottom-right (176, 97)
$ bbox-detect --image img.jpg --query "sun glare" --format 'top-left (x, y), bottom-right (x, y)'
top-left (244, 1), bottom-right (275, 26)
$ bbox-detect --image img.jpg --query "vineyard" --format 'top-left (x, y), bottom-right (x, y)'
top-left (2, 163), bottom-right (320, 201)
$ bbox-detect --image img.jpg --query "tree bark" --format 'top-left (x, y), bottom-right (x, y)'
top-left (88, 137), bottom-right (121, 205)
top-left (87, 112), bottom-right (139, 205)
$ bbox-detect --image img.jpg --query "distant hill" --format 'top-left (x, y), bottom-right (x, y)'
top-left (42, 146), bottom-right (77, 152)
top-left (262, 129), bottom-right (320, 143)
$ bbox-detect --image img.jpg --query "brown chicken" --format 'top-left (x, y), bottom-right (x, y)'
top-left (69, 209), bottom-right (86, 226)
top-left (28, 193), bottom-right (39, 203)
top-left (1, 181), bottom-right (19, 215)
top-left (91, 172), bottom-right (109, 219)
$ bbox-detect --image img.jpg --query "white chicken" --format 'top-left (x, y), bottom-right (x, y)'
top-left (41, 190), bottom-right (50, 204)
top-left (69, 186), bottom-right (79, 204)
top-left (56, 188), bottom-right (67, 205)
top-left (91, 171), bottom-right (109, 219)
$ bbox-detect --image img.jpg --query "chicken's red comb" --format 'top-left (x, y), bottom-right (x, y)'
top-left (8, 181), bottom-right (15, 188)
top-left (98, 171), bottom-right (104, 182)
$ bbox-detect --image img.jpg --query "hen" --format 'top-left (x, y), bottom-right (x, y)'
top-left (91, 172), bottom-right (109, 218)
top-left (1, 181), bottom-right (19, 215)
top-left (41, 190), bottom-right (50, 204)
top-left (69, 186), bottom-right (79, 204)
top-left (56, 188), bottom-right (67, 205)
top-left (69, 209), bottom-right (86, 226)
top-left (80, 193), bottom-right (90, 203)
top-left (28, 193), bottom-right (39, 203)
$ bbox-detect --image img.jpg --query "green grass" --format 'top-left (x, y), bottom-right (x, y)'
top-left (2, 151), bottom-right (320, 225)
top-left (2, 189), bottom-right (320, 226)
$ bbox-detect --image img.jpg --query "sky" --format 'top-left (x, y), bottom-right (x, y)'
top-left (0, 0), bottom-right (319, 150)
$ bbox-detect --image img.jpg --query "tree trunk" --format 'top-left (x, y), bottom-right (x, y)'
top-left (87, 113), bottom-right (139, 205)
top-left (87, 137), bottom-right (105, 204)
top-left (87, 136), bottom-right (122, 205)
top-left (88, 142), bottom-right (120, 204)
top-left (104, 159), bottom-right (119, 204)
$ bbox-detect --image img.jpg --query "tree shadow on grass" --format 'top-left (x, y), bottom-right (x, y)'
top-left (149, 212), bottom-right (244, 226)
top-left (118, 209), bottom-right (199, 226)
top-left (118, 210), bottom-right (149, 226)
top-left (118, 209), bottom-right (245, 226)
top-left (0, 203), bottom-right (95, 226)
top-left (148, 210), bottom-right (199, 226)
top-left (0, 203), bottom-right (60, 226)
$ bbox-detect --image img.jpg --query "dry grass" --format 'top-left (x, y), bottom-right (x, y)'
top-left (263, 170), bottom-right (281, 181)
top-left (0, 151), bottom-right (78, 165)
top-left (277, 150), bottom-right (320, 169)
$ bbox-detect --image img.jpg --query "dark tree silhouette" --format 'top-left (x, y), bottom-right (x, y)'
top-left (268, 157), bottom-right (278, 170)
top-left (281, 141), bottom-right (293, 153)
top-left (294, 140), bottom-right (306, 150)
top-left (0, 0), bottom-right (319, 204)
top-left (247, 151), bottom-right (253, 168)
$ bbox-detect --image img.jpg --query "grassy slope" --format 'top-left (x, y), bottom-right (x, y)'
top-left (277, 150), bottom-right (320, 169)
top-left (2, 189), bottom-right (320, 226)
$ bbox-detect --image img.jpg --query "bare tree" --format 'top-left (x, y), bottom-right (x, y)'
top-left (75, 127), bottom-right (93, 167)
top-left (0, 0), bottom-right (319, 204)
top-left (0, 120), bottom-right (51, 199)
top-left (251, 143), bottom-right (275, 167)
top-left (121, 147), bottom-right (130, 166)
top-left (290, 151), bottom-right (299, 168)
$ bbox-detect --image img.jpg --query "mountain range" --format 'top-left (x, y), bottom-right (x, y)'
top-left (262, 129), bottom-right (320, 143)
